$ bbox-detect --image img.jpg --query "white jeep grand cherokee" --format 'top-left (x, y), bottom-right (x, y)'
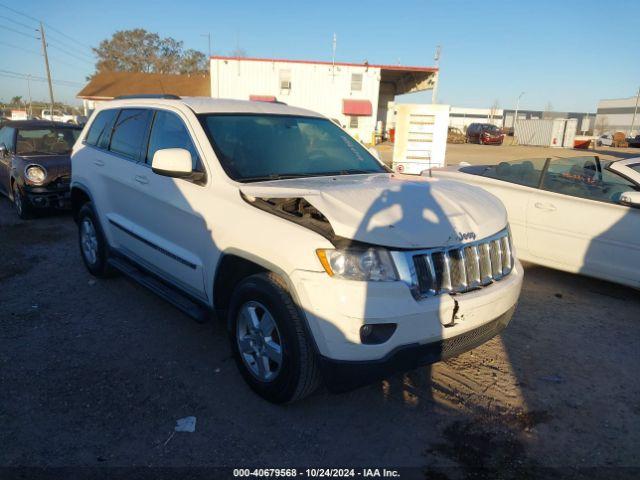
top-left (70, 96), bottom-right (523, 403)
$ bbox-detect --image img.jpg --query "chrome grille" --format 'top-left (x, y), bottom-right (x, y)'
top-left (407, 229), bottom-right (514, 298)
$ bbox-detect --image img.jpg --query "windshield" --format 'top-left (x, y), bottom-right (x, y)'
top-left (199, 114), bottom-right (388, 182)
top-left (483, 125), bottom-right (500, 133)
top-left (16, 128), bottom-right (81, 155)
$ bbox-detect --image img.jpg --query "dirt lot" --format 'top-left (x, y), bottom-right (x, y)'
top-left (1, 143), bottom-right (639, 477)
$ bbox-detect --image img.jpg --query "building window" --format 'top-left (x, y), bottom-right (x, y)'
top-left (279, 69), bottom-right (291, 95)
top-left (351, 73), bottom-right (363, 91)
top-left (349, 116), bottom-right (359, 129)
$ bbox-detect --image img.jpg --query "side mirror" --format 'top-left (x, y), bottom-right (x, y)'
top-left (151, 148), bottom-right (193, 178)
top-left (618, 191), bottom-right (640, 208)
top-left (368, 146), bottom-right (380, 161)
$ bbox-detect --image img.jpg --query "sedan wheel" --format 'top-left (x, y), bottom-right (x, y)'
top-left (236, 301), bottom-right (283, 382)
top-left (13, 184), bottom-right (31, 219)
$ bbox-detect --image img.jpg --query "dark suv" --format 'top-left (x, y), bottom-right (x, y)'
top-left (466, 123), bottom-right (504, 145)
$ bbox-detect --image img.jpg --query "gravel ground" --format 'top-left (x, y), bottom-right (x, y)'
top-left (1, 144), bottom-right (639, 476)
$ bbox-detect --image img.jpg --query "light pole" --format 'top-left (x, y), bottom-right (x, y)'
top-left (512, 91), bottom-right (525, 144)
top-left (630, 86), bottom-right (640, 137)
top-left (201, 33), bottom-right (211, 59)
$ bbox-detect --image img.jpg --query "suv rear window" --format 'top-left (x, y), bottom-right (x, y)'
top-left (86, 109), bottom-right (118, 149)
top-left (109, 109), bottom-right (153, 160)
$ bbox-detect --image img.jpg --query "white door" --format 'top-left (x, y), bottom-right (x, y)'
top-left (527, 156), bottom-right (640, 287)
top-left (117, 109), bottom-right (216, 301)
top-left (461, 158), bottom-right (548, 258)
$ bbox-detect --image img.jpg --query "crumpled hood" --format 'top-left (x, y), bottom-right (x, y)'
top-left (240, 173), bottom-right (507, 249)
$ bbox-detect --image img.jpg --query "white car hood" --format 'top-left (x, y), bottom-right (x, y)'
top-left (240, 173), bottom-right (507, 249)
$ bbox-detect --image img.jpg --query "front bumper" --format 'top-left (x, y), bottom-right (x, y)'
top-left (23, 184), bottom-right (71, 209)
top-left (320, 305), bottom-right (515, 391)
top-left (291, 259), bottom-right (523, 363)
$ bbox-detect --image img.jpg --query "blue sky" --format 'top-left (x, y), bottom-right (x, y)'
top-left (0, 0), bottom-right (638, 111)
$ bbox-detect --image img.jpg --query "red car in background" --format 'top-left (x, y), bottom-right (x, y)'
top-left (466, 123), bottom-right (504, 145)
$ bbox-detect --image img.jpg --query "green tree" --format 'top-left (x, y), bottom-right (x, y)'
top-left (93, 29), bottom-right (208, 75)
top-left (11, 96), bottom-right (22, 106)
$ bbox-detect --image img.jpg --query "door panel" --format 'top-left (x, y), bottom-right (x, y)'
top-left (115, 165), bottom-right (211, 299)
top-left (114, 109), bottom-right (215, 300)
top-left (527, 157), bottom-right (640, 285)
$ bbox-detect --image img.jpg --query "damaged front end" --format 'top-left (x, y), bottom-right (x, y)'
top-left (241, 194), bottom-right (335, 241)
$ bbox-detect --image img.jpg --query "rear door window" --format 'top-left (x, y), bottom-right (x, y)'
top-left (109, 109), bottom-right (153, 161)
top-left (86, 109), bottom-right (118, 149)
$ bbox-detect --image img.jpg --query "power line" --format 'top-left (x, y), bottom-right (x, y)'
top-left (0, 39), bottom-right (40, 56)
top-left (0, 69), bottom-right (83, 87)
top-left (47, 43), bottom-right (94, 65)
top-left (0, 13), bottom-right (37, 31)
top-left (0, 2), bottom-right (93, 52)
top-left (0, 40), bottom-right (92, 73)
top-left (0, 23), bottom-right (37, 39)
top-left (46, 31), bottom-right (95, 61)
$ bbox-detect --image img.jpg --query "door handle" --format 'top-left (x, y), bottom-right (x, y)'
top-left (534, 202), bottom-right (556, 211)
top-left (93, 159), bottom-right (105, 166)
top-left (134, 175), bottom-right (149, 185)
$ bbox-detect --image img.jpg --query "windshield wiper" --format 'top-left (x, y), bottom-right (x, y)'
top-left (242, 173), bottom-right (308, 182)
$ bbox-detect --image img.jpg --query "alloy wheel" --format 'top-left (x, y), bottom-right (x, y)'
top-left (236, 301), bottom-right (283, 382)
top-left (80, 217), bottom-right (99, 265)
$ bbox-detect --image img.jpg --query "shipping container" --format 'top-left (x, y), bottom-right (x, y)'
top-left (515, 118), bottom-right (577, 148)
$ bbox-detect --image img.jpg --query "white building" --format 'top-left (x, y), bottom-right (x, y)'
top-left (595, 95), bottom-right (640, 136)
top-left (448, 106), bottom-right (503, 131)
top-left (210, 55), bottom-right (438, 142)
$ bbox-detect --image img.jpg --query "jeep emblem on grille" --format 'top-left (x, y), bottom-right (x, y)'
top-left (457, 231), bottom-right (476, 242)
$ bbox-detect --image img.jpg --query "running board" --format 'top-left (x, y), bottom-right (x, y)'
top-left (108, 256), bottom-right (209, 323)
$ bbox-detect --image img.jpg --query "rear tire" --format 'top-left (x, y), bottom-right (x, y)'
top-left (78, 203), bottom-right (115, 278)
top-left (228, 272), bottom-right (320, 403)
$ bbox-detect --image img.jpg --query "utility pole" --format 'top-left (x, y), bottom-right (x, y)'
top-left (26, 74), bottom-right (32, 118)
top-left (630, 86), bottom-right (640, 136)
top-left (331, 33), bottom-right (337, 81)
top-left (431, 45), bottom-right (441, 104)
top-left (39, 22), bottom-right (55, 117)
top-left (512, 91), bottom-right (525, 145)
top-left (201, 33), bottom-right (211, 58)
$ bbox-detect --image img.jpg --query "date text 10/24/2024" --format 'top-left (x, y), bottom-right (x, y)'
top-left (233, 468), bottom-right (401, 478)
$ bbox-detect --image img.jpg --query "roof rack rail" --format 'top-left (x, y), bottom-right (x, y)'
top-left (114, 94), bottom-right (181, 100)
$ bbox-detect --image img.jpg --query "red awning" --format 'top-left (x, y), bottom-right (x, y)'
top-left (249, 95), bottom-right (277, 102)
top-left (342, 99), bottom-right (372, 116)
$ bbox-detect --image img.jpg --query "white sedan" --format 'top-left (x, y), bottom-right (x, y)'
top-left (431, 156), bottom-right (640, 288)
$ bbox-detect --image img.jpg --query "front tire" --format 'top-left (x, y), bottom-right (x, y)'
top-left (228, 273), bottom-right (320, 403)
top-left (78, 203), bottom-right (114, 277)
top-left (12, 183), bottom-right (32, 220)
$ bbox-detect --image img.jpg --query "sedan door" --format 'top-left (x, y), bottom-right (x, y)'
top-left (527, 156), bottom-right (640, 286)
top-left (457, 158), bottom-right (548, 259)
